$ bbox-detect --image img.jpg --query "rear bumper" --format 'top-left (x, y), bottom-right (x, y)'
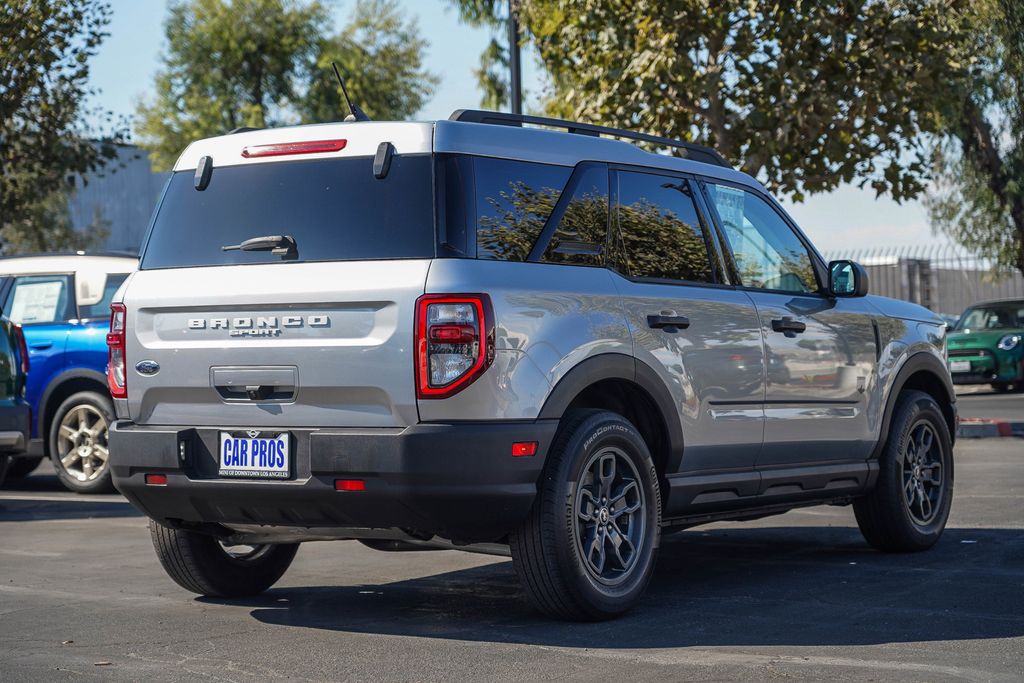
top-left (0, 402), bottom-right (31, 455)
top-left (109, 420), bottom-right (558, 543)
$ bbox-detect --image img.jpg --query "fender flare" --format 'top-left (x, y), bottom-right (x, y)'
top-left (538, 353), bottom-right (685, 474)
top-left (870, 351), bottom-right (957, 460)
top-left (37, 367), bottom-right (108, 436)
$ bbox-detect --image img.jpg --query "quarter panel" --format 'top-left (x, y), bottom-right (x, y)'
top-left (419, 260), bottom-right (630, 421)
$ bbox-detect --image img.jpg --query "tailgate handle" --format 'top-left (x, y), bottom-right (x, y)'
top-left (211, 366), bottom-right (297, 403)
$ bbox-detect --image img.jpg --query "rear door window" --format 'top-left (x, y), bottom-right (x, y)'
top-left (3, 275), bottom-right (74, 324)
top-left (474, 158), bottom-right (572, 261)
top-left (614, 171), bottom-right (715, 283)
top-left (141, 155), bottom-right (435, 269)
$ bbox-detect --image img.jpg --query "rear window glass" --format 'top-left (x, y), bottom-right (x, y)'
top-left (141, 155), bottom-right (435, 269)
top-left (474, 157), bottom-right (571, 261)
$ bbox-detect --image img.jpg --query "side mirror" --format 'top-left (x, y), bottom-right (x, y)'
top-left (828, 260), bottom-right (869, 297)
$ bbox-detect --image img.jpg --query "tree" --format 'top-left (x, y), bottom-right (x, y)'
top-left (926, 0), bottom-right (1024, 276)
top-left (137, 0), bottom-right (438, 171)
top-left (446, 0), bottom-right (512, 110)
top-left (522, 1), bottom-right (974, 203)
top-left (0, 0), bottom-right (125, 248)
top-left (301, 0), bottom-right (437, 124)
top-left (1, 189), bottom-right (110, 255)
top-left (136, 0), bottom-right (329, 171)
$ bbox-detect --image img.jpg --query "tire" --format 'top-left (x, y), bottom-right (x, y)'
top-left (991, 382), bottom-right (1013, 393)
top-left (854, 390), bottom-right (953, 552)
top-left (509, 410), bottom-right (661, 621)
top-left (5, 455), bottom-right (43, 481)
top-left (149, 520), bottom-right (299, 598)
top-left (48, 391), bottom-right (115, 494)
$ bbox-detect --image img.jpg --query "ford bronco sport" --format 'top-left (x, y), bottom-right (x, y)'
top-left (110, 110), bottom-right (956, 620)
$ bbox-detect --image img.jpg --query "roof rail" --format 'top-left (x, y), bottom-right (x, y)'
top-left (449, 109), bottom-right (731, 168)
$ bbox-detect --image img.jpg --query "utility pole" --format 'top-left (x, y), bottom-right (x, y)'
top-left (507, 0), bottom-right (522, 114)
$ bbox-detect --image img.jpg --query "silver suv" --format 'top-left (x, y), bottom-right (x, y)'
top-left (110, 110), bottom-right (956, 620)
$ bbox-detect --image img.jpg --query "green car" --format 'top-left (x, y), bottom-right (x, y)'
top-left (947, 298), bottom-right (1024, 392)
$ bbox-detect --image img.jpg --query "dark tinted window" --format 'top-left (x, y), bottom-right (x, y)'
top-left (475, 158), bottom-right (571, 261)
top-left (141, 155), bottom-right (435, 269)
top-left (706, 183), bottom-right (818, 293)
top-left (615, 172), bottom-right (713, 283)
top-left (79, 273), bottom-right (129, 319)
top-left (542, 165), bottom-right (609, 267)
top-left (3, 275), bottom-right (74, 324)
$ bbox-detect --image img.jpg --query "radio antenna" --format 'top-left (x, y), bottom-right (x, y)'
top-left (332, 62), bottom-right (369, 122)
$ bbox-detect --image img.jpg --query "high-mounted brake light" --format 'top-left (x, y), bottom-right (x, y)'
top-left (415, 294), bottom-right (495, 399)
top-left (241, 139), bottom-right (347, 158)
top-left (107, 303), bottom-right (127, 399)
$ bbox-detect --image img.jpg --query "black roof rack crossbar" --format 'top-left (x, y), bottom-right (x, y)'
top-left (449, 109), bottom-right (730, 168)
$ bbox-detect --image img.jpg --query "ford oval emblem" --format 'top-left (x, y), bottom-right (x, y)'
top-left (135, 360), bottom-right (160, 376)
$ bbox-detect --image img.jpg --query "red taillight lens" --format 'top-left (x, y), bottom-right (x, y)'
top-left (241, 139), bottom-right (347, 158)
top-left (415, 294), bottom-right (495, 399)
top-left (107, 302), bottom-right (127, 399)
top-left (334, 479), bottom-right (365, 491)
top-left (12, 323), bottom-right (28, 375)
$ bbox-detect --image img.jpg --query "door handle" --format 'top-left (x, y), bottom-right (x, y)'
top-left (29, 341), bottom-right (53, 351)
top-left (771, 317), bottom-right (806, 335)
top-left (647, 314), bottom-right (690, 331)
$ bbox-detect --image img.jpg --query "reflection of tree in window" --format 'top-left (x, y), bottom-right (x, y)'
top-left (617, 174), bottom-right (712, 283)
top-left (475, 159), bottom-right (571, 261)
top-left (543, 166), bottom-right (609, 266)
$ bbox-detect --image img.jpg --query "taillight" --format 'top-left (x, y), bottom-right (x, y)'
top-left (107, 302), bottom-right (127, 399)
top-left (12, 323), bottom-right (28, 375)
top-left (415, 294), bottom-right (495, 399)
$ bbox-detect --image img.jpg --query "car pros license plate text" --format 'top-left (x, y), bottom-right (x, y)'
top-left (219, 431), bottom-right (290, 479)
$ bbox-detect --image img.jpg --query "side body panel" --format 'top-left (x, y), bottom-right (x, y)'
top-left (22, 323), bottom-right (70, 438)
top-left (419, 259), bottom-right (631, 421)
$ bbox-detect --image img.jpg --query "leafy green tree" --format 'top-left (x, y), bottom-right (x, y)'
top-left (926, 0), bottom-right (1024, 275)
top-left (0, 0), bottom-right (125, 247)
top-left (521, 0), bottom-right (971, 203)
top-left (136, 0), bottom-right (328, 171)
top-left (1, 189), bottom-right (110, 255)
top-left (137, 0), bottom-right (437, 171)
top-left (301, 0), bottom-right (437, 123)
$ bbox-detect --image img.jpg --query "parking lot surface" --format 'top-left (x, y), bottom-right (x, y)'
top-left (1, 439), bottom-right (1022, 682)
top-left (956, 386), bottom-right (1024, 422)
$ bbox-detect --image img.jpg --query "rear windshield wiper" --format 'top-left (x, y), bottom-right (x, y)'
top-left (222, 235), bottom-right (298, 260)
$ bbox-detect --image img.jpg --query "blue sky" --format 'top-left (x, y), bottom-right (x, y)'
top-left (86, 0), bottom-right (943, 254)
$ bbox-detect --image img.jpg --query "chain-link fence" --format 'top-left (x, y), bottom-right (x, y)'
top-left (823, 245), bottom-right (1024, 317)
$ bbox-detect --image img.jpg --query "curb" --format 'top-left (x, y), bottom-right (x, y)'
top-left (957, 419), bottom-right (1024, 439)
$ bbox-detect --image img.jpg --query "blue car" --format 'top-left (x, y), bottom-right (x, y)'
top-left (0, 253), bottom-right (137, 492)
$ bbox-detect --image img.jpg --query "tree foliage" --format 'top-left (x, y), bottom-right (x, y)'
top-left (301, 0), bottom-right (437, 124)
top-left (446, 0), bottom-right (512, 110)
top-left (926, 0), bottom-right (1024, 275)
top-left (522, 0), bottom-right (971, 203)
top-left (0, 0), bottom-right (125, 248)
top-left (137, 0), bottom-right (437, 171)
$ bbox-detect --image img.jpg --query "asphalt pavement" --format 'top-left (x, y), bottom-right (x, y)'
top-left (1, 440), bottom-right (1023, 682)
top-left (956, 385), bottom-right (1024, 422)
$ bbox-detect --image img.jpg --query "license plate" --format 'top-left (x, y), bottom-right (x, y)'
top-left (219, 431), bottom-right (290, 479)
top-left (949, 360), bottom-right (972, 373)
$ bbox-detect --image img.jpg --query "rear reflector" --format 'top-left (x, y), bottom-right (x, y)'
top-left (335, 479), bottom-right (365, 491)
top-left (241, 139), bottom-right (347, 158)
top-left (145, 474), bottom-right (167, 486)
top-left (511, 441), bottom-right (538, 457)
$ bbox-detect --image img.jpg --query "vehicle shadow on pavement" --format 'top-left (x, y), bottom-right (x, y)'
top-left (228, 525), bottom-right (1024, 648)
top-left (0, 472), bottom-right (141, 521)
